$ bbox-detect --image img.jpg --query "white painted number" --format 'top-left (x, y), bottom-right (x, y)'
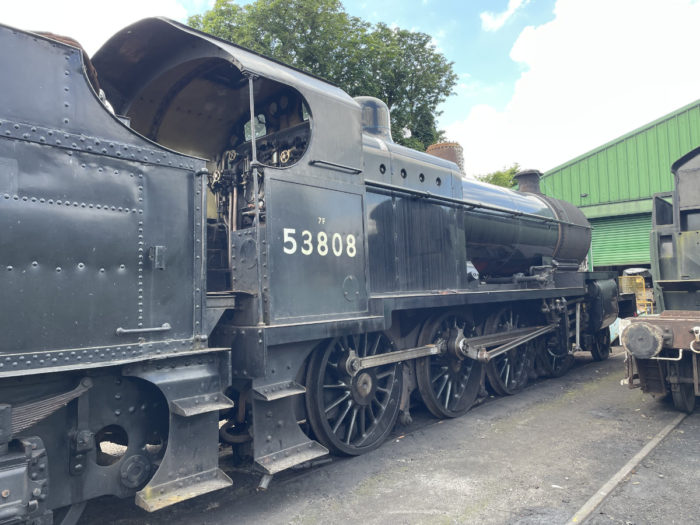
top-left (281, 229), bottom-right (358, 258)
top-left (346, 234), bottom-right (356, 257)
top-left (283, 228), bottom-right (297, 254)
top-left (301, 230), bottom-right (313, 255)
top-left (332, 233), bottom-right (343, 256)
top-left (317, 232), bottom-right (329, 256)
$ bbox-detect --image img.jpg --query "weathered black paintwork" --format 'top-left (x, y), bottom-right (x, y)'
top-left (0, 18), bottom-right (618, 524)
top-left (623, 147), bottom-right (700, 407)
top-left (651, 148), bottom-right (700, 311)
top-left (0, 24), bottom-right (209, 379)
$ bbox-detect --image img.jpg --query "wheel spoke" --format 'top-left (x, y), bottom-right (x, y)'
top-left (435, 374), bottom-right (449, 398)
top-left (370, 334), bottom-right (381, 356)
top-left (345, 407), bottom-right (358, 444)
top-left (431, 366), bottom-right (449, 383)
top-left (376, 369), bottom-right (393, 380)
top-left (368, 401), bottom-right (376, 422)
top-left (444, 380), bottom-right (452, 409)
top-left (498, 357), bottom-right (508, 376)
top-left (372, 396), bottom-right (387, 414)
top-left (325, 392), bottom-right (351, 414)
top-left (350, 334), bottom-right (359, 355)
top-left (332, 400), bottom-right (353, 434)
top-left (324, 383), bottom-right (350, 390)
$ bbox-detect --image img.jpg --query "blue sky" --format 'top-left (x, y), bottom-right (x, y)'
top-left (342, 0), bottom-right (557, 123)
top-left (5, 0), bottom-right (700, 175)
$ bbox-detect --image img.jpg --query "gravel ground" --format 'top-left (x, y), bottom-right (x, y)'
top-left (80, 348), bottom-right (695, 525)
top-left (589, 412), bottom-right (699, 525)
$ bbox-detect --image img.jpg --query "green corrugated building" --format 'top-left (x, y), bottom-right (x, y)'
top-left (541, 99), bottom-right (700, 269)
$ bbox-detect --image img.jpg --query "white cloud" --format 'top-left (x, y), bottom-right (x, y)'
top-left (480, 0), bottom-right (530, 32)
top-left (2, 0), bottom-right (191, 55)
top-left (447, 0), bottom-right (700, 176)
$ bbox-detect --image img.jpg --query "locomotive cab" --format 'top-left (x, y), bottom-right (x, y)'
top-left (94, 18), bottom-right (370, 325)
top-left (93, 35), bottom-right (315, 293)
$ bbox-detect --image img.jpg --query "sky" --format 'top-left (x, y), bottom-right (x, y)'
top-left (3, 0), bottom-right (700, 176)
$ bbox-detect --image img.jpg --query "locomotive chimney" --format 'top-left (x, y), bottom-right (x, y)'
top-left (426, 142), bottom-right (465, 174)
top-left (514, 169), bottom-right (543, 194)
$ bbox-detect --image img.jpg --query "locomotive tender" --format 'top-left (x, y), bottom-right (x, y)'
top-left (622, 147), bottom-right (700, 413)
top-left (0, 18), bottom-right (619, 524)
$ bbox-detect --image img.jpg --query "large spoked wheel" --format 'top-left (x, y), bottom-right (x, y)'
top-left (669, 357), bottom-right (696, 413)
top-left (590, 328), bottom-right (611, 361)
top-left (305, 333), bottom-right (402, 456)
top-left (416, 312), bottom-right (484, 418)
top-left (536, 331), bottom-right (575, 378)
top-left (484, 308), bottom-right (530, 395)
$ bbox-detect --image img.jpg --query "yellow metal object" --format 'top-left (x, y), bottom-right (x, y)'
top-left (618, 276), bottom-right (653, 314)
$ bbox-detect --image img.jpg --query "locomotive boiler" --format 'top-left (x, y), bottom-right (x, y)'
top-left (622, 147), bottom-right (700, 413)
top-left (0, 18), bottom-right (619, 524)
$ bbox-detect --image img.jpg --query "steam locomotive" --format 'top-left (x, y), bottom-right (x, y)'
top-left (622, 147), bottom-right (700, 413)
top-left (0, 18), bottom-right (621, 524)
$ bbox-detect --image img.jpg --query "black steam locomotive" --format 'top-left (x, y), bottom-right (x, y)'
top-left (622, 147), bottom-right (700, 413)
top-left (0, 18), bottom-right (620, 524)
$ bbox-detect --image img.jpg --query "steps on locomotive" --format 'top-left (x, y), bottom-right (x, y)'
top-left (250, 382), bottom-right (329, 474)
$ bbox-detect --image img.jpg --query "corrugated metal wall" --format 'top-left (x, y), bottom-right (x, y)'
top-left (590, 214), bottom-right (651, 267)
top-left (542, 100), bottom-right (700, 207)
top-left (540, 99), bottom-right (700, 268)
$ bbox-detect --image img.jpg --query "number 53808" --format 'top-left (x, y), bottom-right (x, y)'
top-left (282, 228), bottom-right (357, 258)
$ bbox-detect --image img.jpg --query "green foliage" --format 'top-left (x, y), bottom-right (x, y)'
top-left (477, 164), bottom-right (520, 188)
top-left (187, 0), bottom-right (457, 151)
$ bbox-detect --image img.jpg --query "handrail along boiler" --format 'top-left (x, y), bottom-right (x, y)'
top-left (0, 18), bottom-right (620, 524)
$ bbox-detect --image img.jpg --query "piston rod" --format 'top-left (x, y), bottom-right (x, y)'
top-left (343, 322), bottom-right (558, 375)
top-left (345, 344), bottom-right (442, 376)
top-left (461, 324), bottom-right (558, 363)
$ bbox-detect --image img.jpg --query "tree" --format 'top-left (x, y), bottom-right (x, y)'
top-left (477, 164), bottom-right (520, 188)
top-left (188, 0), bottom-right (456, 151)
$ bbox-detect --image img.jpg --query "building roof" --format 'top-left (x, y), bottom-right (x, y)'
top-left (541, 98), bottom-right (700, 218)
